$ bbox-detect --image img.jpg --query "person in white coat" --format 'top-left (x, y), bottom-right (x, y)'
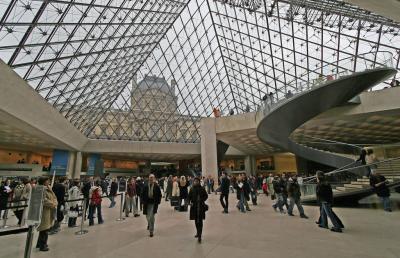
top-left (67, 180), bottom-right (81, 227)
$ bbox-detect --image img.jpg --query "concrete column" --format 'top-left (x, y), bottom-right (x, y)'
top-left (200, 117), bottom-right (218, 180)
top-left (245, 155), bottom-right (257, 176)
top-left (66, 152), bottom-right (76, 179)
top-left (73, 151), bottom-right (82, 179)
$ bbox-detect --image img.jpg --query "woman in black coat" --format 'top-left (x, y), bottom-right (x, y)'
top-left (188, 177), bottom-right (208, 243)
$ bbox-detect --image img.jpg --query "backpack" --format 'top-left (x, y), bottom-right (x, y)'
top-left (90, 188), bottom-right (102, 205)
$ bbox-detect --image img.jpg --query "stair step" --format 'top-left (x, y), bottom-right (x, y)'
top-left (351, 181), bottom-right (370, 185)
top-left (344, 184), bottom-right (365, 188)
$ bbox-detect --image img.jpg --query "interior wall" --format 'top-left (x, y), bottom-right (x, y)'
top-left (0, 148), bottom-right (51, 165)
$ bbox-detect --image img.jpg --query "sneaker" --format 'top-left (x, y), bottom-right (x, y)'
top-left (150, 232), bottom-right (154, 237)
top-left (134, 214), bottom-right (140, 217)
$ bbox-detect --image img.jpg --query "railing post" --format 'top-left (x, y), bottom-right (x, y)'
top-left (75, 199), bottom-right (88, 235)
top-left (23, 225), bottom-right (34, 258)
top-left (116, 193), bottom-right (125, 221)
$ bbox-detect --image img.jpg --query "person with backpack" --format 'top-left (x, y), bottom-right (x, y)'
top-left (88, 180), bottom-right (104, 226)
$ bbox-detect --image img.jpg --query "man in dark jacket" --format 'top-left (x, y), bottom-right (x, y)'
top-left (49, 177), bottom-right (66, 234)
top-left (109, 178), bottom-right (118, 208)
top-left (141, 174), bottom-right (162, 237)
top-left (370, 171), bottom-right (392, 212)
top-left (219, 172), bottom-right (230, 214)
top-left (287, 175), bottom-right (308, 218)
top-left (242, 175), bottom-right (252, 211)
top-left (316, 171), bottom-right (342, 233)
top-left (272, 176), bottom-right (285, 213)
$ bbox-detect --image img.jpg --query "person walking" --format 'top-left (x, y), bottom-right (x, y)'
top-left (165, 175), bottom-right (173, 201)
top-left (188, 177), bottom-right (208, 243)
top-left (316, 171), bottom-right (343, 233)
top-left (125, 178), bottom-right (140, 217)
top-left (220, 172), bottom-right (230, 213)
top-left (36, 177), bottom-right (57, 252)
top-left (178, 176), bottom-right (189, 211)
top-left (141, 174), bottom-right (162, 237)
top-left (272, 176), bottom-right (285, 213)
top-left (287, 175), bottom-right (308, 218)
top-left (370, 171), bottom-right (392, 212)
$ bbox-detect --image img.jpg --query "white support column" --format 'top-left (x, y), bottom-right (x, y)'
top-left (66, 152), bottom-right (76, 179)
top-left (200, 117), bottom-right (218, 180)
top-left (245, 155), bottom-right (257, 176)
top-left (73, 151), bottom-right (82, 179)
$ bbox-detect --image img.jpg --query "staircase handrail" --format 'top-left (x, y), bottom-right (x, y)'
top-left (294, 135), bottom-right (362, 156)
top-left (303, 156), bottom-right (400, 182)
top-left (257, 51), bottom-right (393, 114)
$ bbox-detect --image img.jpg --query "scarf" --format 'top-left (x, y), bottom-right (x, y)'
top-left (148, 183), bottom-right (154, 199)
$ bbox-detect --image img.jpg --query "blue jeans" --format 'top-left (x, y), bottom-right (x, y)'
top-left (273, 193), bottom-right (284, 211)
top-left (108, 196), bottom-right (115, 207)
top-left (288, 197), bottom-right (305, 215)
top-left (381, 196), bottom-right (391, 211)
top-left (238, 192), bottom-right (245, 213)
top-left (88, 204), bottom-right (103, 225)
top-left (320, 202), bottom-right (341, 229)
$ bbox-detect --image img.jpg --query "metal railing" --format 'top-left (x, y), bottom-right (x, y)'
top-left (300, 156), bottom-right (400, 197)
top-left (257, 51), bottom-right (394, 115)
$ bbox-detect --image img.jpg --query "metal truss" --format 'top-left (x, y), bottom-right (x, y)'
top-left (1, 0), bottom-right (399, 144)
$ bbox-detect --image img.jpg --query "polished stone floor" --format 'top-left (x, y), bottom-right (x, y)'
top-left (0, 193), bottom-right (399, 258)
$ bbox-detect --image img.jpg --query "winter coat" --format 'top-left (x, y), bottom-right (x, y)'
top-left (316, 182), bottom-right (333, 204)
top-left (52, 183), bottom-right (66, 206)
top-left (171, 181), bottom-right (180, 197)
top-left (110, 182), bottom-right (118, 196)
top-left (370, 175), bottom-right (390, 197)
top-left (179, 181), bottom-right (189, 199)
top-left (287, 180), bottom-right (301, 200)
top-left (220, 177), bottom-right (230, 195)
top-left (67, 186), bottom-right (81, 208)
top-left (0, 184), bottom-right (11, 210)
top-left (37, 186), bottom-right (58, 232)
top-left (12, 183), bottom-right (30, 211)
top-left (188, 185), bottom-right (208, 221)
top-left (141, 183), bottom-right (162, 215)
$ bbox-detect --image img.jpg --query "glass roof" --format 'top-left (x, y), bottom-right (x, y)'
top-left (1, 0), bottom-right (399, 143)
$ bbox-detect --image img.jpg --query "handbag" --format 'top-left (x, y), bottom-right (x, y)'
top-left (170, 196), bottom-right (179, 207)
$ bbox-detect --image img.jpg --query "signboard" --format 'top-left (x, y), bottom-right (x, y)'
top-left (118, 179), bottom-right (126, 192)
top-left (26, 185), bottom-right (45, 226)
top-left (51, 149), bottom-right (69, 176)
top-left (87, 154), bottom-right (101, 176)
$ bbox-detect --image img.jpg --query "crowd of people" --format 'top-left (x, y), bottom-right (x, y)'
top-left (0, 166), bottom-right (395, 251)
